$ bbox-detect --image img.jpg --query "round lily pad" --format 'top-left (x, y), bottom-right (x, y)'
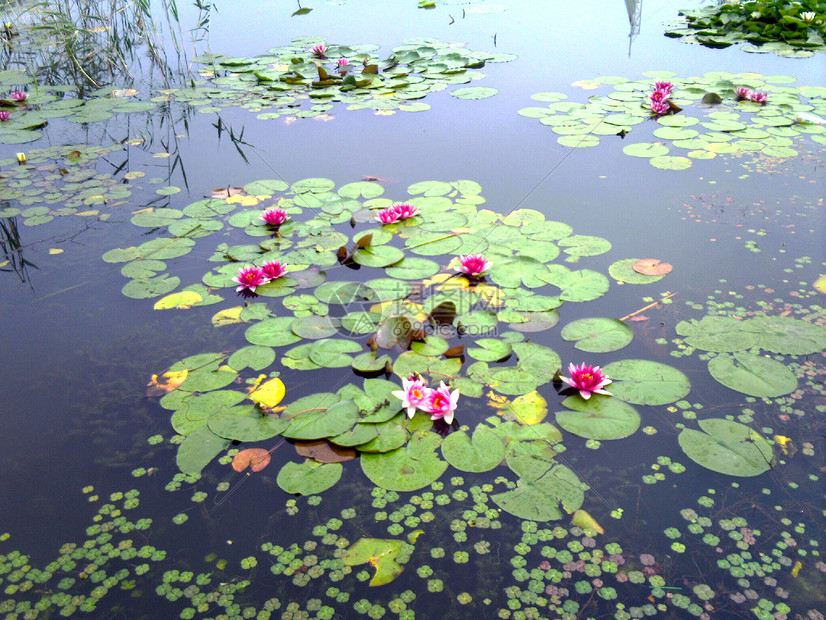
top-left (361, 431), bottom-right (448, 491)
top-left (602, 360), bottom-right (690, 405)
top-left (451, 87), bottom-right (498, 99)
top-left (441, 427), bottom-right (505, 473)
top-left (277, 460), bottom-right (342, 495)
top-left (708, 352), bottom-right (797, 398)
top-left (491, 464), bottom-right (585, 521)
top-left (561, 318), bottom-right (633, 353)
top-left (246, 317), bottom-right (303, 347)
top-left (556, 395), bottom-right (640, 440)
top-left (678, 419), bottom-right (773, 477)
top-left (208, 411), bottom-right (288, 442)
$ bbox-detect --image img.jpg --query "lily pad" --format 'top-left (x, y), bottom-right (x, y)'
top-left (561, 318), bottom-right (633, 353)
top-left (602, 360), bottom-right (690, 405)
top-left (707, 352), bottom-right (797, 398)
top-left (678, 419), bottom-right (773, 477)
top-left (277, 460), bottom-right (342, 495)
top-left (343, 538), bottom-right (406, 587)
top-left (441, 426), bottom-right (505, 473)
top-left (176, 426), bottom-right (230, 475)
top-left (556, 395), bottom-right (640, 440)
top-left (361, 430), bottom-right (448, 491)
top-left (491, 464), bottom-right (585, 521)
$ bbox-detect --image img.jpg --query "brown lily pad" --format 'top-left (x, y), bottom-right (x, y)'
top-left (232, 448), bottom-right (272, 472)
top-left (295, 439), bottom-right (357, 463)
top-left (632, 259), bottom-right (673, 276)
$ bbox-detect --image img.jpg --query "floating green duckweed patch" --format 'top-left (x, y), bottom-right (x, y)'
top-left (665, 1), bottom-right (826, 57)
top-left (165, 38), bottom-right (515, 118)
top-left (521, 72), bottom-right (826, 168)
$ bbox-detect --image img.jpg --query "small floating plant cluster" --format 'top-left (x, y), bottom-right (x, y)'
top-left (166, 37), bottom-right (515, 119)
top-left (665, 0), bottom-right (826, 58)
top-left (520, 71), bottom-right (826, 170)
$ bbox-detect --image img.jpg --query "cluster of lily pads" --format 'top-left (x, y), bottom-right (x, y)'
top-left (519, 71), bottom-right (826, 170)
top-left (665, 0), bottom-right (826, 58)
top-left (0, 69), bottom-right (156, 145)
top-left (100, 176), bottom-right (818, 525)
top-left (166, 37), bottom-right (515, 119)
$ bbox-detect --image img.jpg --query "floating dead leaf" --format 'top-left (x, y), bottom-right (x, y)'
top-left (429, 301), bottom-right (456, 325)
top-left (444, 345), bottom-right (465, 358)
top-left (628, 315), bottom-right (649, 322)
top-left (357, 234), bottom-right (373, 248)
top-left (632, 259), bottom-right (673, 276)
top-left (362, 64), bottom-right (378, 74)
top-left (48, 248), bottom-right (63, 255)
top-left (146, 369), bottom-right (188, 396)
top-left (814, 274), bottom-right (826, 294)
top-left (211, 187), bottom-right (244, 199)
top-left (232, 448), bottom-right (271, 472)
top-left (572, 509), bottom-right (605, 535)
top-left (112, 88), bottom-right (138, 98)
top-left (212, 306), bottom-right (244, 327)
top-left (295, 439), bottom-right (357, 463)
top-left (362, 176), bottom-right (385, 183)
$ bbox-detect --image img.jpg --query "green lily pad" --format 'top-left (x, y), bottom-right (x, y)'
top-left (228, 345), bottom-right (276, 371)
top-left (176, 426), bottom-right (229, 475)
top-left (282, 399), bottom-right (360, 440)
top-left (746, 315), bottom-right (826, 355)
top-left (245, 317), bottom-right (303, 347)
top-left (277, 460), bottom-right (342, 494)
top-left (441, 426), bottom-right (505, 473)
top-left (675, 316), bottom-right (759, 352)
top-left (556, 395), bottom-right (640, 440)
top-left (561, 318), bottom-right (633, 353)
top-left (707, 352), bottom-right (797, 398)
top-left (678, 419), bottom-right (773, 477)
top-left (343, 538), bottom-right (406, 587)
top-left (466, 338), bottom-right (513, 362)
top-left (451, 86), bottom-right (498, 99)
top-left (602, 360), bottom-right (690, 405)
top-left (361, 430), bottom-right (448, 491)
top-left (208, 411), bottom-right (288, 442)
top-left (491, 464), bottom-right (585, 521)
top-left (608, 258), bottom-right (666, 284)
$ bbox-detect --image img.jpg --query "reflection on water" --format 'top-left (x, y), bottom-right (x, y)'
top-left (0, 0), bottom-right (825, 618)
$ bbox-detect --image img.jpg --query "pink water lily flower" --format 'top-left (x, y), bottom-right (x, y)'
top-left (654, 81), bottom-right (674, 93)
top-left (0, 111), bottom-right (9, 122)
top-left (392, 376), bottom-right (432, 418)
top-left (455, 253), bottom-right (491, 277)
top-left (261, 207), bottom-right (289, 226)
top-left (337, 58), bottom-right (350, 68)
top-left (233, 265), bottom-right (268, 293)
top-left (748, 90), bottom-right (768, 104)
top-left (310, 44), bottom-right (327, 58)
top-left (649, 89), bottom-right (670, 104)
top-left (392, 203), bottom-right (419, 219)
top-left (649, 99), bottom-right (670, 116)
top-left (423, 382), bottom-right (460, 424)
top-left (261, 260), bottom-right (287, 280)
top-left (376, 207), bottom-right (401, 224)
top-left (735, 87), bottom-right (752, 100)
top-left (560, 363), bottom-right (612, 400)
top-left (10, 91), bottom-right (27, 102)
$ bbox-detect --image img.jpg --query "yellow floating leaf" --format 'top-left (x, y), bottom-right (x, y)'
top-left (48, 248), bottom-right (64, 255)
top-left (153, 152), bottom-right (171, 158)
top-left (571, 509), bottom-right (605, 535)
top-left (227, 195), bottom-right (260, 206)
top-left (249, 378), bottom-right (286, 409)
top-left (773, 435), bottom-right (795, 456)
top-left (212, 306), bottom-right (244, 327)
top-left (791, 560), bottom-right (802, 578)
top-left (153, 290), bottom-right (203, 310)
top-left (76, 210), bottom-right (100, 216)
top-left (112, 88), bottom-right (138, 97)
top-left (374, 110), bottom-right (396, 116)
top-left (146, 369), bottom-right (188, 396)
top-left (0, 260), bottom-right (9, 268)
top-left (370, 300), bottom-right (427, 322)
top-left (476, 283), bottom-right (505, 307)
top-left (572, 79), bottom-right (600, 89)
top-left (132, 206), bottom-right (153, 213)
top-left (813, 274), bottom-right (826, 294)
top-left (407, 530), bottom-right (424, 544)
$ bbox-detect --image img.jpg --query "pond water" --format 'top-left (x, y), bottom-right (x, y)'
top-left (1, 0), bottom-right (825, 618)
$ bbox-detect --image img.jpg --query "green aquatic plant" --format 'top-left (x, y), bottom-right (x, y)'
top-left (166, 37), bottom-right (515, 118)
top-left (520, 72), bottom-right (826, 169)
top-left (665, 0), bottom-right (826, 57)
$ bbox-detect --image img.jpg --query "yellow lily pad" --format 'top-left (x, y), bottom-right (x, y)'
top-left (154, 290), bottom-right (203, 310)
top-left (212, 306), bottom-right (244, 326)
top-left (249, 378), bottom-right (286, 409)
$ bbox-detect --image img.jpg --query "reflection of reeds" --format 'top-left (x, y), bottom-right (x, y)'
top-left (0, 214), bottom-right (36, 284)
top-left (0, 0), bottom-right (211, 94)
